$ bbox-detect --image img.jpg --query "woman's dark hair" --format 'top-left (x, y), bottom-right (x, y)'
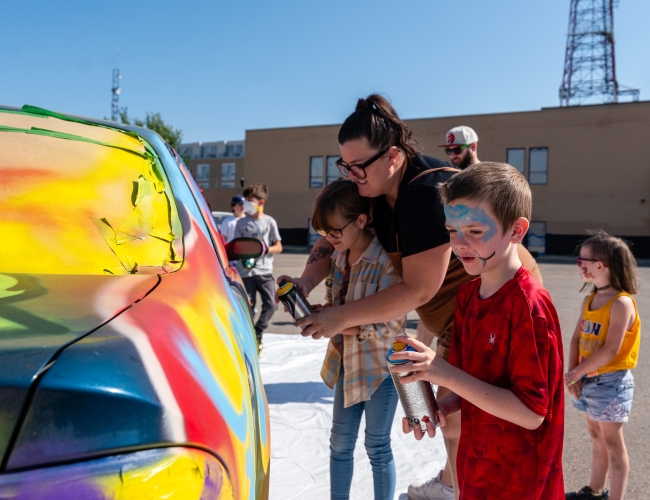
top-left (338, 94), bottom-right (421, 160)
top-left (578, 230), bottom-right (640, 294)
top-left (312, 179), bottom-right (373, 232)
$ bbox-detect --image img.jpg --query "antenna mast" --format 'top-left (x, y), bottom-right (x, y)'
top-left (559, 0), bottom-right (639, 106)
top-left (111, 50), bottom-right (121, 121)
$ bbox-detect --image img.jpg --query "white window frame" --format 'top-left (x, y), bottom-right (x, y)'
top-left (326, 156), bottom-right (341, 185)
top-left (196, 164), bottom-right (210, 181)
top-left (529, 147), bottom-right (548, 185)
top-left (310, 156), bottom-right (324, 188)
top-left (506, 148), bottom-right (526, 175)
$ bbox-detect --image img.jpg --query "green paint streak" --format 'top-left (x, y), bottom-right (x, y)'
top-left (0, 125), bottom-right (147, 159)
top-left (21, 104), bottom-right (141, 141)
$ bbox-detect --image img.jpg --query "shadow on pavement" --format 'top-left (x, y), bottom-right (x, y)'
top-left (264, 382), bottom-right (334, 404)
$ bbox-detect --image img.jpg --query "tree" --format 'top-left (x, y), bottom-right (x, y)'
top-left (118, 107), bottom-right (183, 151)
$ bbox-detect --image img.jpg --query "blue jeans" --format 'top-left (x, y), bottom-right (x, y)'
top-left (572, 369), bottom-right (635, 422)
top-left (330, 372), bottom-right (398, 500)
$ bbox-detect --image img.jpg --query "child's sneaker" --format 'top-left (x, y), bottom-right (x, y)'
top-left (407, 470), bottom-right (454, 500)
top-left (566, 486), bottom-right (609, 499)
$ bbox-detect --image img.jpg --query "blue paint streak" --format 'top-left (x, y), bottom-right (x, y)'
top-left (444, 204), bottom-right (497, 242)
top-left (176, 336), bottom-right (249, 443)
top-left (176, 331), bottom-right (257, 499)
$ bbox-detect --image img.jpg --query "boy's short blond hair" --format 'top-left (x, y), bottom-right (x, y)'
top-left (437, 162), bottom-right (532, 232)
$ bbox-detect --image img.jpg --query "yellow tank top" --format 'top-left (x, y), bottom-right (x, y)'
top-left (579, 291), bottom-right (640, 376)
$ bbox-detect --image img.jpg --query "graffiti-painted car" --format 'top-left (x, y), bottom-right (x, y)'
top-left (0, 105), bottom-right (270, 499)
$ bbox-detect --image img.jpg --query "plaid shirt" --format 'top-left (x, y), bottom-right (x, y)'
top-left (320, 236), bottom-right (406, 407)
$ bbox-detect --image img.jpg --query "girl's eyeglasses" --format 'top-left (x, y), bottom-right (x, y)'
top-left (336, 147), bottom-right (389, 179)
top-left (444, 144), bottom-right (470, 156)
top-left (576, 257), bottom-right (607, 267)
top-left (316, 220), bottom-right (352, 239)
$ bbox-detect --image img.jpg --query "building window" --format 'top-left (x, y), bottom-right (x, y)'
top-left (226, 144), bottom-right (236, 157)
top-left (506, 148), bottom-right (525, 174)
top-left (529, 147), bottom-right (548, 184)
top-left (220, 163), bottom-right (236, 188)
top-left (326, 156), bottom-right (341, 185)
top-left (184, 147), bottom-right (193, 159)
top-left (210, 145), bottom-right (217, 158)
top-left (196, 164), bottom-right (210, 182)
top-left (236, 144), bottom-right (244, 157)
top-left (200, 146), bottom-right (207, 159)
top-left (310, 156), bottom-right (324, 188)
top-left (527, 221), bottom-right (547, 255)
top-left (198, 182), bottom-right (210, 189)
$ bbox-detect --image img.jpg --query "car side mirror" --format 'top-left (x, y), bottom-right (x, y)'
top-left (226, 237), bottom-right (266, 261)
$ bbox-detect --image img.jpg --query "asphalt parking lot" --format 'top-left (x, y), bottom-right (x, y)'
top-left (262, 251), bottom-right (650, 497)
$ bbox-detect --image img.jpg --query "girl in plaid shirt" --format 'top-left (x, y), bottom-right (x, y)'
top-left (288, 180), bottom-right (405, 500)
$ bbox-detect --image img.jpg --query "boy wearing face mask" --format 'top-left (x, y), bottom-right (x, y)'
top-left (235, 183), bottom-right (283, 346)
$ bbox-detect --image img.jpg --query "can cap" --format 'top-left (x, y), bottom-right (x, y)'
top-left (393, 341), bottom-right (407, 352)
top-left (277, 281), bottom-right (294, 295)
top-left (386, 342), bottom-right (416, 365)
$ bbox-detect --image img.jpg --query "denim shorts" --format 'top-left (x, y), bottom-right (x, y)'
top-left (572, 370), bottom-right (635, 423)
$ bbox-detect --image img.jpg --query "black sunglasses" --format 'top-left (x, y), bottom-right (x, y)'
top-left (576, 257), bottom-right (607, 267)
top-left (444, 144), bottom-right (470, 156)
top-left (316, 220), bottom-right (353, 239)
top-left (336, 147), bottom-right (390, 179)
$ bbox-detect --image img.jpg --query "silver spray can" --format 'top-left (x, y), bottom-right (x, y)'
top-left (386, 341), bottom-right (440, 432)
top-left (277, 280), bottom-right (314, 321)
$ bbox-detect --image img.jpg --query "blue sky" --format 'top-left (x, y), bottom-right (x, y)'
top-left (2, 0), bottom-right (648, 142)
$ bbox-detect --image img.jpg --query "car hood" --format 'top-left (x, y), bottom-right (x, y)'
top-left (0, 273), bottom-right (159, 466)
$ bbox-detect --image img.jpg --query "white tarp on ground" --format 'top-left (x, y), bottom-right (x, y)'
top-left (261, 333), bottom-right (447, 500)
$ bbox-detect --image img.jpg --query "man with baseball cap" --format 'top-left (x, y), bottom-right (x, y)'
top-left (439, 125), bottom-right (480, 170)
top-left (219, 194), bottom-right (245, 243)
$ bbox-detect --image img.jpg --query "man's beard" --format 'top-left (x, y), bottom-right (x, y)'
top-left (454, 152), bottom-right (474, 170)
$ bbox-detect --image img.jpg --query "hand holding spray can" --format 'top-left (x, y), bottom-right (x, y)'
top-left (277, 280), bottom-right (314, 321)
top-left (386, 341), bottom-right (439, 432)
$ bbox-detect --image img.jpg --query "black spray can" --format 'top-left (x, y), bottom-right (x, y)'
top-left (386, 341), bottom-right (440, 432)
top-left (277, 280), bottom-right (314, 321)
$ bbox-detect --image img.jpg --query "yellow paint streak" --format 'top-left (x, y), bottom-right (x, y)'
top-left (0, 121), bottom-right (182, 274)
top-left (94, 451), bottom-right (233, 499)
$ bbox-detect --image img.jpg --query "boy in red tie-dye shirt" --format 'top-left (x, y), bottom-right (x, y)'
top-left (391, 162), bottom-right (564, 500)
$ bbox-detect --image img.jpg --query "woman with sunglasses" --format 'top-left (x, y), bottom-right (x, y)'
top-left (279, 94), bottom-right (542, 500)
top-left (565, 232), bottom-right (640, 500)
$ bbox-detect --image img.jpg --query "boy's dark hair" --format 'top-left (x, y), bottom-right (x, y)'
top-left (437, 162), bottom-right (532, 232)
top-left (578, 230), bottom-right (640, 294)
top-left (312, 179), bottom-right (372, 233)
top-left (243, 183), bottom-right (269, 201)
top-left (338, 94), bottom-right (422, 160)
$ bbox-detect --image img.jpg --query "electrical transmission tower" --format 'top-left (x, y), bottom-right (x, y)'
top-left (111, 68), bottom-right (121, 121)
top-left (559, 0), bottom-right (639, 106)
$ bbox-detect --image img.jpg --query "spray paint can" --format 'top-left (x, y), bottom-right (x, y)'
top-left (277, 280), bottom-right (314, 321)
top-left (386, 341), bottom-right (440, 432)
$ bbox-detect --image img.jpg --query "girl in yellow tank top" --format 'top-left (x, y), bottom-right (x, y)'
top-left (565, 231), bottom-right (641, 500)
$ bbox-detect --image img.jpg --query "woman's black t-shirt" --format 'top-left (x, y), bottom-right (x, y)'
top-left (372, 154), bottom-right (457, 257)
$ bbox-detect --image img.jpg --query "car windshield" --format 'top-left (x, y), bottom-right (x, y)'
top-left (0, 107), bottom-right (184, 275)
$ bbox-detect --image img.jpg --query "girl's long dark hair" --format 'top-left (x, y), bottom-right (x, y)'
top-left (338, 94), bottom-right (421, 160)
top-left (578, 230), bottom-right (640, 294)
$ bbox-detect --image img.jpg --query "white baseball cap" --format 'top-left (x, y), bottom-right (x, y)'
top-left (439, 126), bottom-right (479, 147)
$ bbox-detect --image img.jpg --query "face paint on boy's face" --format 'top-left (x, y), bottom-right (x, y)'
top-left (444, 204), bottom-right (497, 242)
top-left (474, 250), bottom-right (496, 267)
top-left (445, 203), bottom-right (504, 273)
top-left (453, 249), bottom-right (495, 267)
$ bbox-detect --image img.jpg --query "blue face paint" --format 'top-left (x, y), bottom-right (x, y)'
top-left (444, 204), bottom-right (498, 243)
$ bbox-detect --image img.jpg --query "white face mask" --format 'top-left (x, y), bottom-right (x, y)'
top-left (243, 200), bottom-right (258, 216)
